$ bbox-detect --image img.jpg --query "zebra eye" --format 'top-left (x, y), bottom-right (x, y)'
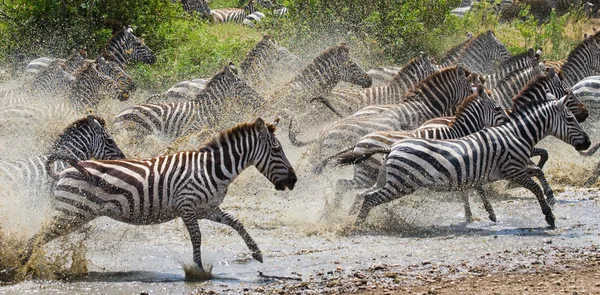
top-left (272, 145), bottom-right (282, 152)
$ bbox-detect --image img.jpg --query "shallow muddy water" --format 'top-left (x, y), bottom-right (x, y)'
top-left (0, 75), bottom-right (599, 294)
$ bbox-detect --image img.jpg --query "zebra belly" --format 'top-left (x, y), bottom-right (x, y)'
top-left (55, 175), bottom-right (179, 225)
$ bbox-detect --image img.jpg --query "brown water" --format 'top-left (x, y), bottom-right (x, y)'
top-left (0, 72), bottom-right (599, 294)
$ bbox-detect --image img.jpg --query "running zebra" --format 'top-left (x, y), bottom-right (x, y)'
top-left (104, 26), bottom-right (156, 68)
top-left (341, 92), bottom-right (590, 227)
top-left (45, 115), bottom-right (126, 179)
top-left (322, 85), bottom-right (510, 222)
top-left (454, 30), bottom-right (512, 75)
top-left (557, 31), bottom-right (600, 87)
top-left (277, 43), bottom-right (372, 119)
top-left (25, 49), bottom-right (87, 75)
top-left (0, 115), bottom-right (125, 184)
top-left (146, 78), bottom-right (210, 102)
top-left (210, 0), bottom-right (273, 27)
top-left (322, 52), bottom-right (437, 117)
top-left (19, 118), bottom-right (297, 274)
top-left (292, 66), bottom-right (474, 165)
top-left (571, 75), bottom-right (600, 111)
top-left (96, 55), bottom-right (137, 93)
top-left (483, 48), bottom-right (541, 89)
top-left (239, 35), bottom-right (302, 90)
top-left (25, 59), bottom-right (75, 98)
top-left (69, 59), bottom-right (128, 108)
top-left (114, 63), bottom-right (264, 137)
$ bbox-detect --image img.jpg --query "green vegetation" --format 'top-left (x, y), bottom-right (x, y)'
top-left (0, 0), bottom-right (595, 91)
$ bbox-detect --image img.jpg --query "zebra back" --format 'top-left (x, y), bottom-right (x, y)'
top-left (438, 32), bottom-right (473, 68)
top-left (104, 26), bottom-right (156, 67)
top-left (484, 48), bottom-right (539, 89)
top-left (181, 0), bottom-right (211, 17)
top-left (239, 35), bottom-right (300, 88)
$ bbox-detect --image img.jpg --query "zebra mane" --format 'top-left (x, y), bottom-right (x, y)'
top-left (460, 30), bottom-right (495, 53)
top-left (510, 72), bottom-right (556, 110)
top-left (199, 120), bottom-right (277, 152)
top-left (561, 31), bottom-right (600, 71)
top-left (403, 66), bottom-right (471, 102)
top-left (448, 86), bottom-right (491, 127)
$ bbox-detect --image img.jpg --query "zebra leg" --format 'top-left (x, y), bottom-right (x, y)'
top-left (532, 168), bottom-right (555, 206)
top-left (349, 156), bottom-right (387, 215)
top-left (21, 211), bottom-right (95, 265)
top-left (180, 212), bottom-right (205, 271)
top-left (461, 191), bottom-right (473, 223)
top-left (205, 208), bottom-right (262, 263)
top-left (476, 186), bottom-right (496, 222)
top-left (508, 173), bottom-right (555, 229)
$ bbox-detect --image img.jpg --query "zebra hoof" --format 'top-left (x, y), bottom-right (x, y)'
top-left (545, 215), bottom-right (556, 229)
top-left (252, 251), bottom-right (263, 263)
top-left (489, 214), bottom-right (497, 223)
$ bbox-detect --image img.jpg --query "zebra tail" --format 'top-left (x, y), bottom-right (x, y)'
top-left (288, 118), bottom-right (316, 147)
top-left (335, 147), bottom-right (392, 166)
top-left (312, 145), bottom-right (355, 174)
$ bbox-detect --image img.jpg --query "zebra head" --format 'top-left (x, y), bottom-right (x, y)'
top-left (107, 26), bottom-right (156, 66)
top-left (470, 85), bottom-right (509, 127)
top-left (252, 117), bottom-right (297, 191)
top-left (337, 44), bottom-right (372, 88)
top-left (86, 115), bottom-right (126, 160)
top-left (546, 93), bottom-right (591, 151)
top-left (97, 55), bottom-right (137, 93)
top-left (46, 115), bottom-right (125, 179)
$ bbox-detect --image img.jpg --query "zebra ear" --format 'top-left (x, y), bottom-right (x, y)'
top-left (339, 43), bottom-right (349, 60)
top-left (546, 67), bottom-right (556, 78)
top-left (272, 117), bottom-right (280, 128)
top-left (254, 117), bottom-right (269, 138)
top-left (554, 93), bottom-right (567, 109)
top-left (456, 65), bottom-right (465, 77)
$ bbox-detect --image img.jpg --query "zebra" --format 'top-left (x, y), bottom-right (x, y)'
top-left (239, 35), bottom-right (302, 90)
top-left (483, 48), bottom-right (541, 90)
top-left (103, 26), bottom-right (156, 68)
top-left (275, 43), bottom-right (372, 121)
top-left (437, 32), bottom-right (474, 69)
top-left (145, 78), bottom-right (210, 103)
top-left (571, 75), bottom-right (600, 111)
top-left (366, 66), bottom-right (402, 87)
top-left (114, 63), bottom-right (264, 138)
top-left (0, 115), bottom-right (125, 184)
top-left (68, 59), bottom-right (128, 108)
top-left (210, 0), bottom-right (273, 27)
top-left (320, 85), bottom-right (510, 222)
top-left (181, 0), bottom-right (212, 18)
top-left (25, 49), bottom-right (87, 75)
top-left (95, 55), bottom-right (137, 93)
top-left (24, 59), bottom-right (75, 98)
top-left (294, 65), bottom-right (475, 168)
top-left (273, 3), bottom-right (288, 16)
top-left (18, 118), bottom-right (297, 274)
top-left (321, 52), bottom-right (437, 117)
top-left (341, 92), bottom-right (590, 227)
top-left (558, 31), bottom-right (600, 87)
top-left (45, 115), bottom-right (126, 180)
top-left (454, 30), bottom-right (512, 75)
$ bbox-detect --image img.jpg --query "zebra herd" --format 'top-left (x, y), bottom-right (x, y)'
top-left (180, 0), bottom-right (288, 28)
top-left (3, 27), bottom-right (600, 278)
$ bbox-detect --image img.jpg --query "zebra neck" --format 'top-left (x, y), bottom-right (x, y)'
top-left (562, 63), bottom-right (594, 87)
top-left (198, 148), bottom-right (249, 186)
top-left (505, 111), bottom-right (549, 150)
top-left (105, 38), bottom-right (129, 68)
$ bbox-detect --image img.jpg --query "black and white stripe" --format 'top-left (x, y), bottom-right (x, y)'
top-left (114, 63), bottom-right (264, 137)
top-left (20, 118), bottom-right (297, 274)
top-left (104, 26), bottom-right (156, 68)
top-left (342, 92), bottom-right (590, 227)
top-left (0, 115), bottom-right (125, 185)
top-left (454, 30), bottom-right (512, 75)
